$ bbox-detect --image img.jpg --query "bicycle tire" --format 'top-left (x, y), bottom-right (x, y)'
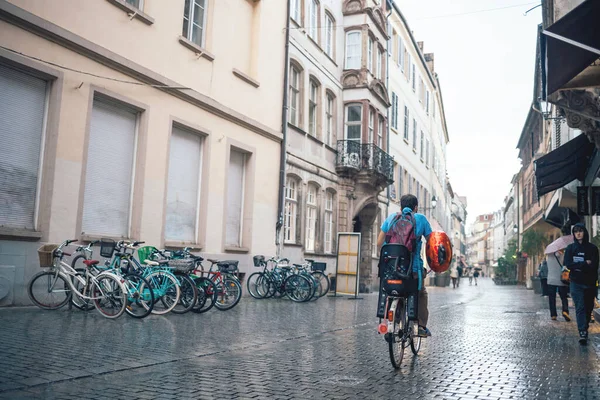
top-left (27, 271), bottom-right (71, 310)
top-left (311, 271), bottom-right (330, 297)
top-left (410, 322), bottom-right (422, 355)
top-left (191, 276), bottom-right (217, 313)
top-left (214, 277), bottom-right (242, 311)
top-left (71, 269), bottom-right (95, 311)
top-left (171, 273), bottom-right (198, 314)
top-left (71, 254), bottom-right (89, 271)
top-left (284, 275), bottom-right (312, 302)
top-left (388, 298), bottom-right (406, 369)
top-left (146, 271), bottom-right (181, 315)
top-left (124, 273), bottom-right (154, 319)
top-left (92, 273), bottom-right (127, 319)
top-left (247, 272), bottom-right (267, 299)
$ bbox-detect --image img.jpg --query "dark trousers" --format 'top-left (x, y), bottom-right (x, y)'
top-left (570, 282), bottom-right (596, 332)
top-left (541, 278), bottom-right (548, 296)
top-left (548, 285), bottom-right (569, 317)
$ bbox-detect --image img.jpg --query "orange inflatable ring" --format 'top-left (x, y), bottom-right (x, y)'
top-left (426, 231), bottom-right (453, 273)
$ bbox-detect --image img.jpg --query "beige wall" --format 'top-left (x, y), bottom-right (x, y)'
top-left (0, 0), bottom-right (286, 305)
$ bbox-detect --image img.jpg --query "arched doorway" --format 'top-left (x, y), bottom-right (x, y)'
top-left (353, 203), bottom-right (378, 293)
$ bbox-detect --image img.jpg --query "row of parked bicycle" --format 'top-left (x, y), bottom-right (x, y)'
top-left (28, 239), bottom-right (243, 319)
top-left (28, 239), bottom-right (331, 319)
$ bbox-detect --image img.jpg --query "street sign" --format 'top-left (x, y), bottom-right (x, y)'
top-left (577, 186), bottom-right (589, 216)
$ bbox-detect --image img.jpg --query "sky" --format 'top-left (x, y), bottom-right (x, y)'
top-left (395, 0), bottom-right (543, 226)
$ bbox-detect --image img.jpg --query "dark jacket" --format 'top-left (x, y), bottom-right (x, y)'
top-left (563, 223), bottom-right (599, 286)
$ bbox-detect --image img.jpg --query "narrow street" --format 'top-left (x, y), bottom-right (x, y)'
top-left (1, 279), bottom-right (599, 399)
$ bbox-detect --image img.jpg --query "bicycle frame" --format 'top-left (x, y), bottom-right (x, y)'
top-left (49, 258), bottom-right (122, 301)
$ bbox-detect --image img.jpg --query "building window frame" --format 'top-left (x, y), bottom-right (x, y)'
top-left (289, 62), bottom-right (303, 127)
top-left (403, 106), bottom-right (409, 141)
top-left (325, 92), bottom-right (334, 146)
top-left (325, 12), bottom-right (335, 58)
top-left (324, 190), bottom-right (334, 253)
top-left (345, 31), bottom-right (362, 69)
top-left (182, 0), bottom-right (208, 48)
top-left (305, 184), bottom-right (318, 252)
top-left (284, 176), bottom-right (299, 244)
top-left (308, 0), bottom-right (319, 42)
top-left (308, 78), bottom-right (319, 137)
top-left (345, 103), bottom-right (362, 141)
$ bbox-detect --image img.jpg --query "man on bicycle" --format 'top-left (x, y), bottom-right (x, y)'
top-left (377, 194), bottom-right (432, 338)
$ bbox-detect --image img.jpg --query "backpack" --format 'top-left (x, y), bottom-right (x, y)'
top-left (385, 212), bottom-right (417, 252)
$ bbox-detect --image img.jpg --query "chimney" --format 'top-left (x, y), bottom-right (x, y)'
top-left (425, 53), bottom-right (435, 74)
top-left (417, 41), bottom-right (424, 52)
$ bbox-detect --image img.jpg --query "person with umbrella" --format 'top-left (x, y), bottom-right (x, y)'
top-left (545, 234), bottom-right (573, 322)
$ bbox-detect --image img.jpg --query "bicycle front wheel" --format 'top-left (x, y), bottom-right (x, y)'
top-left (28, 271), bottom-right (71, 310)
top-left (124, 273), bottom-right (154, 319)
top-left (388, 298), bottom-right (407, 369)
top-left (215, 278), bottom-right (242, 311)
top-left (92, 274), bottom-right (127, 319)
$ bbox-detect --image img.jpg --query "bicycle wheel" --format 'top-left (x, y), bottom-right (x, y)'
top-left (172, 273), bottom-right (198, 314)
top-left (92, 273), bottom-right (127, 319)
top-left (191, 276), bottom-right (217, 313)
top-left (124, 273), bottom-right (154, 319)
top-left (410, 320), bottom-right (422, 355)
top-left (27, 271), bottom-right (71, 310)
top-left (247, 272), bottom-right (266, 299)
top-left (146, 271), bottom-right (181, 315)
top-left (388, 297), bottom-right (407, 369)
top-left (215, 278), bottom-right (242, 311)
top-left (71, 254), bottom-right (88, 271)
top-left (284, 275), bottom-right (312, 302)
top-left (311, 271), bottom-right (330, 297)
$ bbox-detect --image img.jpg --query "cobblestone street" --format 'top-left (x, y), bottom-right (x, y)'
top-left (1, 279), bottom-right (600, 399)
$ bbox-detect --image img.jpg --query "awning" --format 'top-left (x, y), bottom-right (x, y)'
top-left (534, 134), bottom-right (595, 197)
top-left (544, 188), bottom-right (580, 229)
top-left (542, 0), bottom-right (600, 96)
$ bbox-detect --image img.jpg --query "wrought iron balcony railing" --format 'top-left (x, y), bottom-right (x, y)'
top-left (336, 140), bottom-right (394, 183)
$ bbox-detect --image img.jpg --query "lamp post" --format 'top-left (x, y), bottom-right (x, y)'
top-left (538, 99), bottom-right (565, 121)
top-left (513, 224), bottom-right (519, 282)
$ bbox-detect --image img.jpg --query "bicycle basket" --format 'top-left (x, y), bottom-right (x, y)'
top-left (311, 262), bottom-right (326, 272)
top-left (218, 261), bottom-right (239, 273)
top-left (253, 255), bottom-right (265, 267)
top-left (137, 246), bottom-right (160, 263)
top-left (99, 239), bottom-right (116, 258)
top-left (38, 244), bottom-right (58, 268)
top-left (168, 259), bottom-right (195, 272)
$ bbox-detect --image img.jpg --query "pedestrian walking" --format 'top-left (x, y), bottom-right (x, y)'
top-left (538, 259), bottom-right (549, 296)
top-left (546, 251), bottom-right (570, 322)
top-left (473, 268), bottom-right (479, 285)
top-left (563, 223), bottom-right (599, 345)
top-left (468, 267), bottom-right (474, 285)
top-left (450, 264), bottom-right (459, 289)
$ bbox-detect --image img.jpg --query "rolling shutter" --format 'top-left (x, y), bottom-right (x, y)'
top-left (0, 64), bottom-right (47, 229)
top-left (82, 99), bottom-right (136, 237)
top-left (165, 126), bottom-right (201, 242)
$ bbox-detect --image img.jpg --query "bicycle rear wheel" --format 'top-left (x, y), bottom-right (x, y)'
top-left (410, 321), bottom-right (422, 355)
top-left (124, 273), bottom-right (154, 319)
top-left (191, 276), bottom-right (217, 313)
top-left (388, 298), bottom-right (407, 369)
top-left (92, 274), bottom-right (127, 319)
top-left (27, 271), bottom-right (71, 310)
top-left (215, 277), bottom-right (242, 311)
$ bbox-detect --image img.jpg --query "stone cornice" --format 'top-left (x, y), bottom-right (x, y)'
top-left (553, 88), bottom-right (600, 148)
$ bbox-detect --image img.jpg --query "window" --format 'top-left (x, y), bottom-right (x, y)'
top-left (398, 37), bottom-right (404, 69)
top-left (412, 119), bottom-right (417, 151)
top-left (324, 191), bottom-right (334, 253)
top-left (0, 64), bottom-right (47, 230)
top-left (408, 173), bottom-right (412, 194)
top-left (411, 64), bottom-right (416, 91)
top-left (398, 166), bottom-right (403, 196)
top-left (326, 93), bottom-right (334, 146)
top-left (345, 104), bottom-right (362, 141)
top-left (403, 106), bottom-right (409, 140)
top-left (368, 109), bottom-right (374, 144)
top-left (325, 13), bottom-right (334, 57)
top-left (309, 80), bottom-right (318, 137)
top-left (392, 31), bottom-right (398, 63)
top-left (309, 0), bottom-right (318, 41)
top-left (377, 48), bottom-right (383, 79)
top-left (378, 116), bottom-right (384, 148)
top-left (82, 98), bottom-right (137, 237)
top-left (425, 139), bottom-right (430, 166)
top-left (420, 131), bottom-right (424, 160)
top-left (391, 93), bottom-right (398, 130)
top-left (419, 78), bottom-right (425, 103)
top-left (306, 185), bottom-right (317, 251)
top-left (165, 126), bottom-right (202, 242)
top-left (426, 90), bottom-right (430, 115)
top-left (126, 0), bottom-right (142, 8)
top-left (284, 177), bottom-right (298, 243)
top-left (345, 31), bottom-right (361, 69)
top-left (367, 37), bottom-right (373, 71)
top-left (225, 150), bottom-right (246, 247)
top-left (289, 65), bottom-right (301, 126)
top-left (182, 0), bottom-right (207, 47)
top-left (291, 0), bottom-right (301, 23)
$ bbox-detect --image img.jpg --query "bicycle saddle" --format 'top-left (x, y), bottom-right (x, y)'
top-left (144, 259), bottom-right (168, 266)
top-left (83, 260), bottom-right (99, 266)
top-left (293, 264), bottom-right (304, 268)
top-left (217, 260), bottom-right (239, 268)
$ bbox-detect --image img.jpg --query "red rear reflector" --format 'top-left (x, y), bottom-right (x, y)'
top-left (387, 280), bottom-right (403, 284)
top-left (378, 323), bottom-right (388, 334)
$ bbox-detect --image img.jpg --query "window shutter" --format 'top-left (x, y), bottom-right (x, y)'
top-left (82, 99), bottom-right (137, 237)
top-left (165, 127), bottom-right (201, 242)
top-left (0, 64), bottom-right (47, 229)
top-left (225, 150), bottom-right (245, 246)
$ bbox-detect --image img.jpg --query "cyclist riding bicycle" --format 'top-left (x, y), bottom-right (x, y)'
top-left (377, 194), bottom-right (432, 338)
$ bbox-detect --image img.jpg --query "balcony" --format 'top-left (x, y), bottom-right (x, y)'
top-left (336, 140), bottom-right (394, 185)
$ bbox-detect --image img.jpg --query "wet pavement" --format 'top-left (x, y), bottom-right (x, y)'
top-left (0, 278), bottom-right (599, 399)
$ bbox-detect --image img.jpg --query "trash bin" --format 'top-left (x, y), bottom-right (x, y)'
top-left (531, 276), bottom-right (541, 294)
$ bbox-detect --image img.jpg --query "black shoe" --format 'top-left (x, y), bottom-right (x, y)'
top-left (579, 331), bottom-right (588, 345)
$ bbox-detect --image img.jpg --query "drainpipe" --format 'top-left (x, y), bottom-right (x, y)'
top-left (275, 0), bottom-right (291, 256)
top-left (385, 4), bottom-right (393, 217)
